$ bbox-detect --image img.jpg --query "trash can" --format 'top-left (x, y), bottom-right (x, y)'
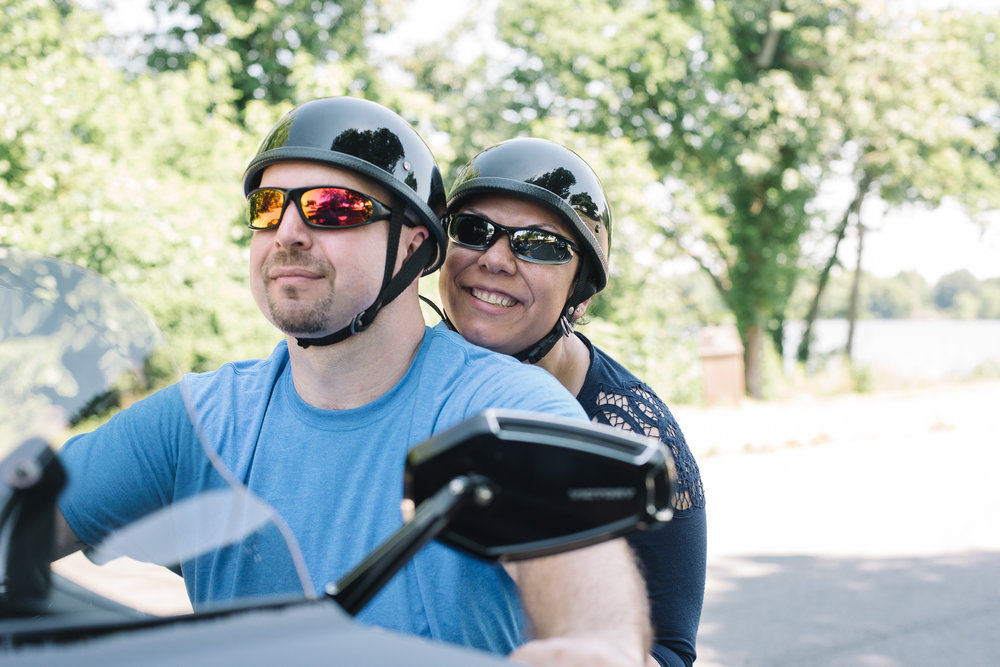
top-left (699, 325), bottom-right (745, 407)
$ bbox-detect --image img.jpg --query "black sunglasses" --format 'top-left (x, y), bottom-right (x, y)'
top-left (247, 186), bottom-right (392, 231)
top-left (447, 213), bottom-right (578, 265)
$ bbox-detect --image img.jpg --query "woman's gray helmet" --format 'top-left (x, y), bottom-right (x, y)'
top-left (446, 138), bottom-right (612, 363)
top-left (447, 137), bottom-right (611, 308)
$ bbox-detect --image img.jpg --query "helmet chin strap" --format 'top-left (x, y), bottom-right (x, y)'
top-left (512, 263), bottom-right (592, 364)
top-left (438, 267), bottom-right (591, 365)
top-left (512, 306), bottom-right (574, 364)
top-left (436, 305), bottom-right (570, 365)
top-left (295, 194), bottom-right (433, 349)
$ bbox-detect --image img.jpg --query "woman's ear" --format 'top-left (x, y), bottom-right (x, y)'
top-left (571, 299), bottom-right (591, 322)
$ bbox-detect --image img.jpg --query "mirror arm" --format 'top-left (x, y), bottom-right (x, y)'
top-left (326, 474), bottom-right (492, 616)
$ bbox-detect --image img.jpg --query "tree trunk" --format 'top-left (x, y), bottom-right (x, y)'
top-left (744, 324), bottom-right (764, 399)
top-left (846, 217), bottom-right (867, 358)
top-left (756, 0), bottom-right (783, 69)
top-left (797, 173), bottom-right (873, 364)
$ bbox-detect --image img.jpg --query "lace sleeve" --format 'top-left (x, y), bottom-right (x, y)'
top-left (591, 384), bottom-right (705, 511)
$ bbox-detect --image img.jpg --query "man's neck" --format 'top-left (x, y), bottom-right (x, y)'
top-left (285, 304), bottom-right (426, 410)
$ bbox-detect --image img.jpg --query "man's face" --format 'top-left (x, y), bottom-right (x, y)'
top-left (249, 161), bottom-right (394, 338)
top-left (438, 194), bottom-right (579, 356)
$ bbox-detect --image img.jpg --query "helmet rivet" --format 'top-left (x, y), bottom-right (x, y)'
top-left (403, 160), bottom-right (412, 171)
top-left (595, 223), bottom-right (601, 232)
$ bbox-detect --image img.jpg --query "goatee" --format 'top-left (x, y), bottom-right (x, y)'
top-left (261, 249), bottom-right (336, 334)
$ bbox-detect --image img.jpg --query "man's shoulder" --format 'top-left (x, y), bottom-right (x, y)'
top-left (422, 325), bottom-right (584, 420)
top-left (423, 324), bottom-right (547, 377)
top-left (183, 341), bottom-right (289, 404)
top-left (188, 341), bottom-right (287, 381)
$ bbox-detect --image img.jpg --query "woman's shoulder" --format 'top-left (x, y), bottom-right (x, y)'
top-left (576, 333), bottom-right (654, 398)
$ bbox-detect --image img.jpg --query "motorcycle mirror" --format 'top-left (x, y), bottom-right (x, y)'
top-left (0, 437), bottom-right (66, 617)
top-left (329, 409), bottom-right (675, 615)
top-left (405, 409), bottom-right (675, 560)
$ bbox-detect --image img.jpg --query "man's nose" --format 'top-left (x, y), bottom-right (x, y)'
top-left (274, 201), bottom-right (312, 248)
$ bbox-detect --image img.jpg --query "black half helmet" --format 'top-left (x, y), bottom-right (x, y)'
top-left (243, 96), bottom-right (448, 273)
top-left (448, 137), bottom-right (612, 305)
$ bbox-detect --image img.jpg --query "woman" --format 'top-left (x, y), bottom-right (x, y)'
top-left (437, 138), bottom-right (707, 667)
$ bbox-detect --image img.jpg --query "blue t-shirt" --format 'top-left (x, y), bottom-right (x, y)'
top-left (59, 324), bottom-right (586, 654)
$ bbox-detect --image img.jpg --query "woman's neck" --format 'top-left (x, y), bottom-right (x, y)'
top-left (536, 331), bottom-right (591, 397)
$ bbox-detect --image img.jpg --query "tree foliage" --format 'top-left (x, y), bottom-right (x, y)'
top-left (4, 0), bottom-right (999, 404)
top-left (933, 269), bottom-right (984, 317)
top-left (132, 0), bottom-right (405, 115)
top-left (412, 0), bottom-right (1000, 396)
top-left (787, 268), bottom-right (1000, 321)
top-left (1, 0), bottom-right (278, 372)
top-left (792, 3), bottom-right (1000, 363)
top-left (416, 0), bottom-right (863, 396)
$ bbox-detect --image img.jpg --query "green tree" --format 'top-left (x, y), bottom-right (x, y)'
top-left (419, 0), bottom-right (861, 397)
top-left (933, 269), bottom-right (982, 316)
top-left (408, 11), bottom-right (718, 402)
top-left (865, 271), bottom-right (930, 319)
top-left (1, 0), bottom-right (277, 373)
top-left (979, 278), bottom-right (1000, 318)
top-left (123, 0), bottom-right (406, 115)
top-left (414, 1), bottom-right (1000, 395)
top-left (799, 4), bottom-right (1000, 360)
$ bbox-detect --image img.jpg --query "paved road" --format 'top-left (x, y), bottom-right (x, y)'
top-left (675, 381), bottom-right (1000, 666)
top-left (54, 380), bottom-right (1000, 664)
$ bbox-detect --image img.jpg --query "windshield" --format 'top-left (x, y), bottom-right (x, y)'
top-left (0, 246), bottom-right (170, 456)
top-left (0, 246), bottom-right (311, 617)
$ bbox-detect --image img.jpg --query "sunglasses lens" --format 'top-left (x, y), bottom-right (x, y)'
top-left (248, 187), bottom-right (384, 230)
top-left (449, 214), bottom-right (574, 264)
top-left (302, 188), bottom-right (375, 227)
top-left (511, 231), bottom-right (573, 263)
top-left (248, 189), bottom-right (285, 229)
top-left (449, 215), bottom-right (494, 247)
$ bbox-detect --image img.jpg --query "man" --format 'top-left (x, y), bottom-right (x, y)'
top-left (54, 97), bottom-right (650, 666)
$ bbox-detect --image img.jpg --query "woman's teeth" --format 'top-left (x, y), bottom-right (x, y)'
top-left (471, 288), bottom-right (516, 307)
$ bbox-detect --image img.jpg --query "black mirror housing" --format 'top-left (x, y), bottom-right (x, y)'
top-left (0, 437), bottom-right (66, 617)
top-left (404, 409), bottom-right (675, 561)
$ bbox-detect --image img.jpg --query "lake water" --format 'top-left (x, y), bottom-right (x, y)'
top-left (783, 319), bottom-right (1000, 381)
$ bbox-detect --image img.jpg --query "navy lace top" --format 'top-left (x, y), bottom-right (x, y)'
top-left (576, 333), bottom-right (707, 667)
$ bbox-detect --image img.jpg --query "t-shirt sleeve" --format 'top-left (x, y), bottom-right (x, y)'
top-left (57, 383), bottom-right (190, 547)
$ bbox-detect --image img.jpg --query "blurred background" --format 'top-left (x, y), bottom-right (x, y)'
top-left (13, 3), bottom-right (999, 663)
top-left (3, 0), bottom-right (999, 405)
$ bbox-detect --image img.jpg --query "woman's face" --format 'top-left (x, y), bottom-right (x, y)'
top-left (438, 194), bottom-right (579, 356)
